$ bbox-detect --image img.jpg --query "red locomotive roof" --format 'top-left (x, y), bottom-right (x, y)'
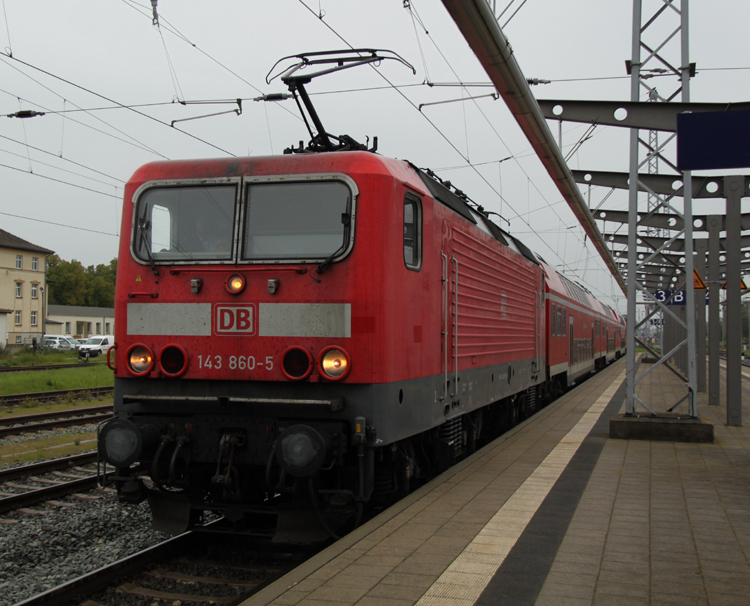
top-left (127, 151), bottom-right (413, 188)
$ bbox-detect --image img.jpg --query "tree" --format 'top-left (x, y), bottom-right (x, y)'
top-left (47, 255), bottom-right (118, 307)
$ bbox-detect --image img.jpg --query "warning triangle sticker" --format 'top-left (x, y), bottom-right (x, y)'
top-left (135, 275), bottom-right (143, 282)
top-left (693, 270), bottom-right (707, 290)
top-left (720, 277), bottom-right (748, 290)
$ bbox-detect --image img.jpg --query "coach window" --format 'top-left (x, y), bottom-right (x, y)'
top-left (404, 194), bottom-right (422, 270)
top-left (551, 303), bottom-right (556, 336)
top-left (557, 306), bottom-right (562, 336)
top-left (562, 308), bottom-right (567, 336)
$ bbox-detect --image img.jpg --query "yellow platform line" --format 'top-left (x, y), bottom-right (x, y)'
top-left (415, 367), bottom-right (626, 606)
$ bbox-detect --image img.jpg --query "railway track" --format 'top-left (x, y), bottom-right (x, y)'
top-left (0, 362), bottom-right (104, 374)
top-left (0, 404), bottom-right (113, 437)
top-left (16, 529), bottom-right (319, 606)
top-left (0, 386), bottom-right (113, 407)
top-left (0, 453), bottom-right (110, 515)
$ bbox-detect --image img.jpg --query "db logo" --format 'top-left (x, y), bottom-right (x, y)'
top-left (215, 305), bottom-right (256, 335)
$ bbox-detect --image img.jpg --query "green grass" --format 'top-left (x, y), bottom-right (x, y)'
top-left (0, 364), bottom-right (114, 396)
top-left (0, 430), bottom-right (97, 465)
top-left (0, 347), bottom-right (80, 367)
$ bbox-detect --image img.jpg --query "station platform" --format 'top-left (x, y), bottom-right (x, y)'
top-left (244, 358), bottom-right (750, 606)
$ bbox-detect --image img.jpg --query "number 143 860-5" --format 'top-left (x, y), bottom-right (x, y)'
top-left (197, 355), bottom-right (273, 371)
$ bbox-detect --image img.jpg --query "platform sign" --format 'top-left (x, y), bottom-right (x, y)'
top-left (654, 289), bottom-right (710, 305)
top-left (677, 110), bottom-right (750, 171)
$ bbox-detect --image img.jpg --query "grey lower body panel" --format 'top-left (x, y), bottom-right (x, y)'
top-left (114, 356), bottom-right (545, 447)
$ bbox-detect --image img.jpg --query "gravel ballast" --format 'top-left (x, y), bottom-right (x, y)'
top-left (0, 493), bottom-right (168, 606)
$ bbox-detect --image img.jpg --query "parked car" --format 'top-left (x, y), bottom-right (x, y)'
top-left (78, 335), bottom-right (115, 357)
top-left (66, 337), bottom-right (84, 350)
top-left (42, 335), bottom-right (72, 350)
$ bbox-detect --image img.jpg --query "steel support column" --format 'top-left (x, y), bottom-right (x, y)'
top-left (695, 239), bottom-right (707, 392)
top-left (725, 176), bottom-right (743, 426)
top-left (708, 215), bottom-right (721, 406)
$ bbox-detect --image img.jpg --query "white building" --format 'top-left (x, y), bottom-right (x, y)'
top-left (47, 305), bottom-right (115, 339)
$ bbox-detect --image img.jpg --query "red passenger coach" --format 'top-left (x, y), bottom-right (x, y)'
top-left (542, 261), bottom-right (625, 392)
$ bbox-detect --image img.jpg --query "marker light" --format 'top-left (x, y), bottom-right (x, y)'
top-left (318, 346), bottom-right (351, 380)
top-left (159, 344), bottom-right (188, 377)
top-left (127, 344), bottom-right (154, 376)
top-left (282, 347), bottom-right (313, 380)
top-left (225, 274), bottom-right (246, 294)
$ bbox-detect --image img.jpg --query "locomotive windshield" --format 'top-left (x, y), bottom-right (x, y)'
top-left (132, 178), bottom-right (354, 265)
top-left (242, 181), bottom-right (350, 260)
top-left (133, 184), bottom-right (237, 262)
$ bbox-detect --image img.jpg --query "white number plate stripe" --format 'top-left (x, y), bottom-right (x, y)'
top-left (127, 303), bottom-right (211, 336)
top-left (259, 303), bottom-right (351, 338)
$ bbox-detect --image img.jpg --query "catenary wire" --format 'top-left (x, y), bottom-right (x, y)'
top-left (0, 52), bottom-right (236, 156)
top-left (0, 210), bottom-right (118, 236)
top-left (0, 161), bottom-right (121, 199)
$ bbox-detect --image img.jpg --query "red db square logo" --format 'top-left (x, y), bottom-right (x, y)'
top-left (215, 305), bottom-right (255, 335)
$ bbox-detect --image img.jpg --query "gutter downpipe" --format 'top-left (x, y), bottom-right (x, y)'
top-left (440, 0), bottom-right (626, 295)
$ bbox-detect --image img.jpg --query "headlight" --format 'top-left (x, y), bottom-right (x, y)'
top-left (98, 419), bottom-right (143, 467)
top-left (225, 274), bottom-right (246, 294)
top-left (127, 344), bottom-right (154, 375)
top-left (318, 346), bottom-right (351, 381)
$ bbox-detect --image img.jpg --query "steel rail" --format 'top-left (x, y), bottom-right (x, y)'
top-left (0, 452), bottom-right (98, 482)
top-left (14, 532), bottom-right (198, 606)
top-left (0, 363), bottom-right (105, 374)
top-left (0, 474), bottom-right (102, 514)
top-left (440, 0), bottom-right (626, 294)
top-left (0, 405), bottom-right (112, 427)
top-left (0, 386), bottom-right (113, 406)
top-left (0, 412), bottom-right (113, 438)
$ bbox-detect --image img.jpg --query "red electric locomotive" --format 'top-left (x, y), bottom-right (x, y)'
top-left (98, 50), bottom-right (622, 536)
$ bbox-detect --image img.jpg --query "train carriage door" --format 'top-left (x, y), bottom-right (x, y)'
top-left (568, 315), bottom-right (575, 385)
top-left (441, 219), bottom-right (457, 400)
top-left (533, 277), bottom-right (543, 376)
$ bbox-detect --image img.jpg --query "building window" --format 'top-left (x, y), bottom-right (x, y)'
top-left (32, 257), bottom-right (38, 271)
top-left (403, 195), bottom-right (422, 270)
top-left (15, 282), bottom-right (22, 298)
top-left (14, 310), bottom-right (21, 326)
top-left (15, 255), bottom-right (22, 269)
top-left (31, 311), bottom-right (37, 326)
top-left (31, 283), bottom-right (38, 299)
top-left (65, 322), bottom-right (71, 334)
top-left (96, 323), bottom-right (102, 334)
top-left (105, 322), bottom-right (111, 333)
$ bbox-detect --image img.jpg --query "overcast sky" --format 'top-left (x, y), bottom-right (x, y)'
top-left (1, 0), bottom-right (749, 312)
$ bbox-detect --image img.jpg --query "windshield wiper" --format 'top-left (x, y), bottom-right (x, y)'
top-left (316, 211), bottom-right (351, 275)
top-left (138, 217), bottom-right (160, 276)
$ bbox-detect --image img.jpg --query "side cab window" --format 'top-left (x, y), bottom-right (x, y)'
top-left (404, 194), bottom-right (422, 271)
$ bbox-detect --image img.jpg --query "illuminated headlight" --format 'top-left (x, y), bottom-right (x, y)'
top-left (318, 346), bottom-right (351, 380)
top-left (225, 274), bottom-right (246, 294)
top-left (98, 419), bottom-right (143, 467)
top-left (127, 344), bottom-right (154, 375)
